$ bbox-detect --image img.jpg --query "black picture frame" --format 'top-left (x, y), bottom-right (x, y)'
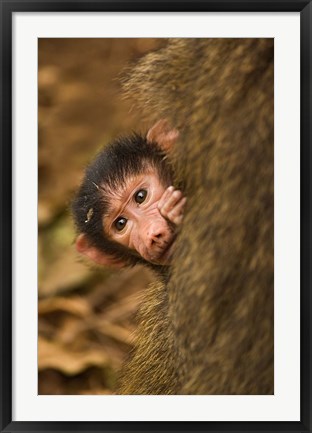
top-left (1, 1), bottom-right (311, 432)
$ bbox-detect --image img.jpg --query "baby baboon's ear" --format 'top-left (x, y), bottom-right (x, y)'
top-left (146, 119), bottom-right (179, 152)
top-left (75, 233), bottom-right (125, 268)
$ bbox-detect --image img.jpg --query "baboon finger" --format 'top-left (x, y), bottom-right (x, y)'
top-left (160, 190), bottom-right (183, 216)
top-left (158, 186), bottom-right (174, 211)
top-left (167, 197), bottom-right (187, 225)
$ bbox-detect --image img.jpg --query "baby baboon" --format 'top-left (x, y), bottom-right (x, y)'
top-left (72, 120), bottom-right (185, 272)
top-left (118, 38), bottom-right (274, 395)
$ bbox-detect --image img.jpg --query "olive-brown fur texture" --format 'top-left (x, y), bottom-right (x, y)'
top-left (118, 39), bottom-right (274, 395)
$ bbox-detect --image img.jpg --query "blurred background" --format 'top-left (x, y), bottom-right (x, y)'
top-left (38, 38), bottom-right (165, 395)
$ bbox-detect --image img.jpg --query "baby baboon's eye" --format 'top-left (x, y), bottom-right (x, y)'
top-left (135, 189), bottom-right (147, 204)
top-left (114, 217), bottom-right (127, 231)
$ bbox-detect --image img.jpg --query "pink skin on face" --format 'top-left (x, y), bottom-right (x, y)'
top-left (103, 172), bottom-right (186, 265)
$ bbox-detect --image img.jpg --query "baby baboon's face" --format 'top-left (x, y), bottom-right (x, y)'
top-left (103, 171), bottom-right (176, 265)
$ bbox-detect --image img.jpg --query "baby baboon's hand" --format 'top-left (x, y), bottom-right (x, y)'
top-left (158, 186), bottom-right (186, 225)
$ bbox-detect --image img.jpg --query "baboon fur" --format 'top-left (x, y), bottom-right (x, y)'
top-left (118, 38), bottom-right (274, 395)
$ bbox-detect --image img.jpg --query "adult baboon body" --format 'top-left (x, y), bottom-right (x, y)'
top-left (118, 38), bottom-right (274, 394)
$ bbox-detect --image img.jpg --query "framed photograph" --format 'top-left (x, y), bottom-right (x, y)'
top-left (1, 1), bottom-right (311, 432)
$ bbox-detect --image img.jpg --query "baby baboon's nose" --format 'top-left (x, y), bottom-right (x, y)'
top-left (147, 225), bottom-right (166, 246)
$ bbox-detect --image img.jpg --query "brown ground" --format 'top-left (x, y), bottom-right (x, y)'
top-left (38, 38), bottom-right (165, 394)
